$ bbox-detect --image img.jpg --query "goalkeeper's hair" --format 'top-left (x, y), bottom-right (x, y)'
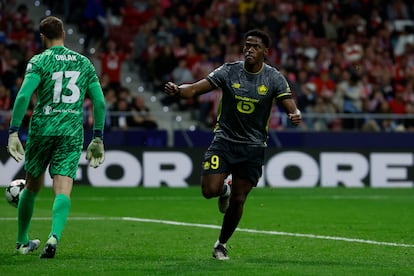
top-left (39, 16), bottom-right (64, 40)
top-left (244, 29), bottom-right (271, 48)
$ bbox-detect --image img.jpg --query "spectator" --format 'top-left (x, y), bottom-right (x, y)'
top-left (297, 82), bottom-right (317, 127)
top-left (132, 23), bottom-right (150, 74)
top-left (81, 0), bottom-right (108, 53)
top-left (342, 33), bottom-right (364, 65)
top-left (388, 85), bottom-right (406, 114)
top-left (4, 0), bottom-right (414, 134)
top-left (161, 58), bottom-right (194, 110)
top-left (185, 43), bottom-right (202, 71)
top-left (335, 70), bottom-right (364, 129)
top-left (111, 99), bottom-right (131, 130)
top-left (129, 95), bottom-right (158, 129)
top-left (312, 93), bottom-right (339, 131)
top-left (310, 68), bottom-right (336, 97)
top-left (150, 44), bottom-right (177, 93)
top-left (98, 39), bottom-right (127, 90)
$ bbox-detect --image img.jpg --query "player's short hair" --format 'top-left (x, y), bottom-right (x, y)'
top-left (39, 16), bottom-right (64, 40)
top-left (244, 29), bottom-right (271, 48)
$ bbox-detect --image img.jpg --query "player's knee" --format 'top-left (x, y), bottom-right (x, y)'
top-left (201, 186), bottom-right (214, 199)
top-left (201, 183), bottom-right (220, 199)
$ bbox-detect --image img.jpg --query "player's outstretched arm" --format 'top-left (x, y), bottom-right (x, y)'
top-left (164, 79), bottom-right (214, 99)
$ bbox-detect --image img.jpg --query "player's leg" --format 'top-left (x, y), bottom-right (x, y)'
top-left (40, 136), bottom-right (81, 259)
top-left (212, 176), bottom-right (254, 260)
top-left (202, 172), bottom-right (232, 213)
top-left (218, 176), bottom-right (253, 244)
top-left (201, 139), bottom-right (230, 200)
top-left (40, 175), bottom-right (73, 259)
top-left (18, 172), bottom-right (45, 243)
top-left (213, 145), bottom-right (264, 260)
top-left (16, 172), bottom-right (45, 254)
top-left (16, 135), bottom-right (51, 254)
top-left (49, 175), bottom-right (73, 241)
top-left (201, 173), bottom-right (228, 198)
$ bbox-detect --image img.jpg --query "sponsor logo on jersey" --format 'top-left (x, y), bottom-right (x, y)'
top-left (43, 105), bottom-right (80, 115)
top-left (232, 83), bottom-right (241, 89)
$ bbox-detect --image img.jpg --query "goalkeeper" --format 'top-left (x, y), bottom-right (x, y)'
top-left (7, 16), bottom-right (106, 258)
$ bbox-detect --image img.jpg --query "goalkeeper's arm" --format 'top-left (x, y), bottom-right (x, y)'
top-left (8, 76), bottom-right (39, 162)
top-left (86, 82), bottom-right (106, 168)
top-left (10, 76), bottom-right (40, 131)
top-left (87, 82), bottom-right (106, 138)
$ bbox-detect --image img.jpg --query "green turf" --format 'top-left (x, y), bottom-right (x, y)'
top-left (1, 187), bottom-right (413, 275)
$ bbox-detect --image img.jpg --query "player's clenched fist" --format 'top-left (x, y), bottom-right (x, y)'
top-left (164, 82), bottom-right (180, 96)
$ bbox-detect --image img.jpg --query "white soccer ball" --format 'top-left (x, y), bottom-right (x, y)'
top-left (5, 179), bottom-right (25, 208)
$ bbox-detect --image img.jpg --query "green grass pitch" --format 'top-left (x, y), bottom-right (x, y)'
top-left (1, 186), bottom-right (413, 275)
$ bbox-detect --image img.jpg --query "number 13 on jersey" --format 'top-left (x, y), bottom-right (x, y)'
top-left (52, 71), bottom-right (80, 103)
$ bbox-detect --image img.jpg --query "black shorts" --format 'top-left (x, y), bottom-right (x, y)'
top-left (202, 137), bottom-right (265, 186)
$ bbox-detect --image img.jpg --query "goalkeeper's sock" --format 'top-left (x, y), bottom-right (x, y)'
top-left (17, 189), bottom-right (37, 245)
top-left (49, 194), bottom-right (71, 241)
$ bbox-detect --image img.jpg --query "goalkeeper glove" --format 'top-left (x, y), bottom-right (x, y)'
top-left (86, 137), bottom-right (105, 168)
top-left (7, 132), bottom-right (24, 162)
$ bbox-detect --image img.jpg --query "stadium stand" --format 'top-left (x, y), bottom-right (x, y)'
top-left (2, 0), bottom-right (414, 145)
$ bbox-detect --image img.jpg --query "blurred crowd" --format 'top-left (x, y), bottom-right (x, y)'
top-left (1, 0), bottom-right (414, 132)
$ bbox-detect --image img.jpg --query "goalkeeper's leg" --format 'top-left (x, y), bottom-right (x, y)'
top-left (40, 175), bottom-right (73, 258)
top-left (16, 173), bottom-right (44, 249)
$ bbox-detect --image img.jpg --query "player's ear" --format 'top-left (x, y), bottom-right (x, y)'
top-left (40, 33), bottom-right (46, 46)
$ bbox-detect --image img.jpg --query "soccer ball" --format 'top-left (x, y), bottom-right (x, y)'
top-left (5, 179), bottom-right (25, 208)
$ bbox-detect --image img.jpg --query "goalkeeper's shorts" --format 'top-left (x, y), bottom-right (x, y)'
top-left (25, 135), bottom-right (83, 179)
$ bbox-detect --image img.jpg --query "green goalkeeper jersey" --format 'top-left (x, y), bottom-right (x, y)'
top-left (11, 45), bottom-right (105, 137)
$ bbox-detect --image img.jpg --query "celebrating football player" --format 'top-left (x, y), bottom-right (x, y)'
top-left (165, 29), bottom-right (302, 260)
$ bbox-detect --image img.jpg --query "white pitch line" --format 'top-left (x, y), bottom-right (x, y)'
top-left (1, 216), bottom-right (413, 248)
top-left (121, 217), bottom-right (414, 248)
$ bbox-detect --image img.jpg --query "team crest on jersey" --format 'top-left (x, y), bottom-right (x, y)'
top-left (232, 83), bottom-right (241, 89)
top-left (43, 105), bottom-right (53, 115)
top-left (257, 85), bottom-right (268, 95)
top-left (203, 161), bottom-right (210, 170)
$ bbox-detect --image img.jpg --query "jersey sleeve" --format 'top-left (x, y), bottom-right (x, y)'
top-left (274, 72), bottom-right (293, 101)
top-left (88, 82), bottom-right (106, 132)
top-left (85, 60), bottom-right (105, 131)
top-left (10, 62), bottom-right (41, 129)
top-left (206, 63), bottom-right (231, 88)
